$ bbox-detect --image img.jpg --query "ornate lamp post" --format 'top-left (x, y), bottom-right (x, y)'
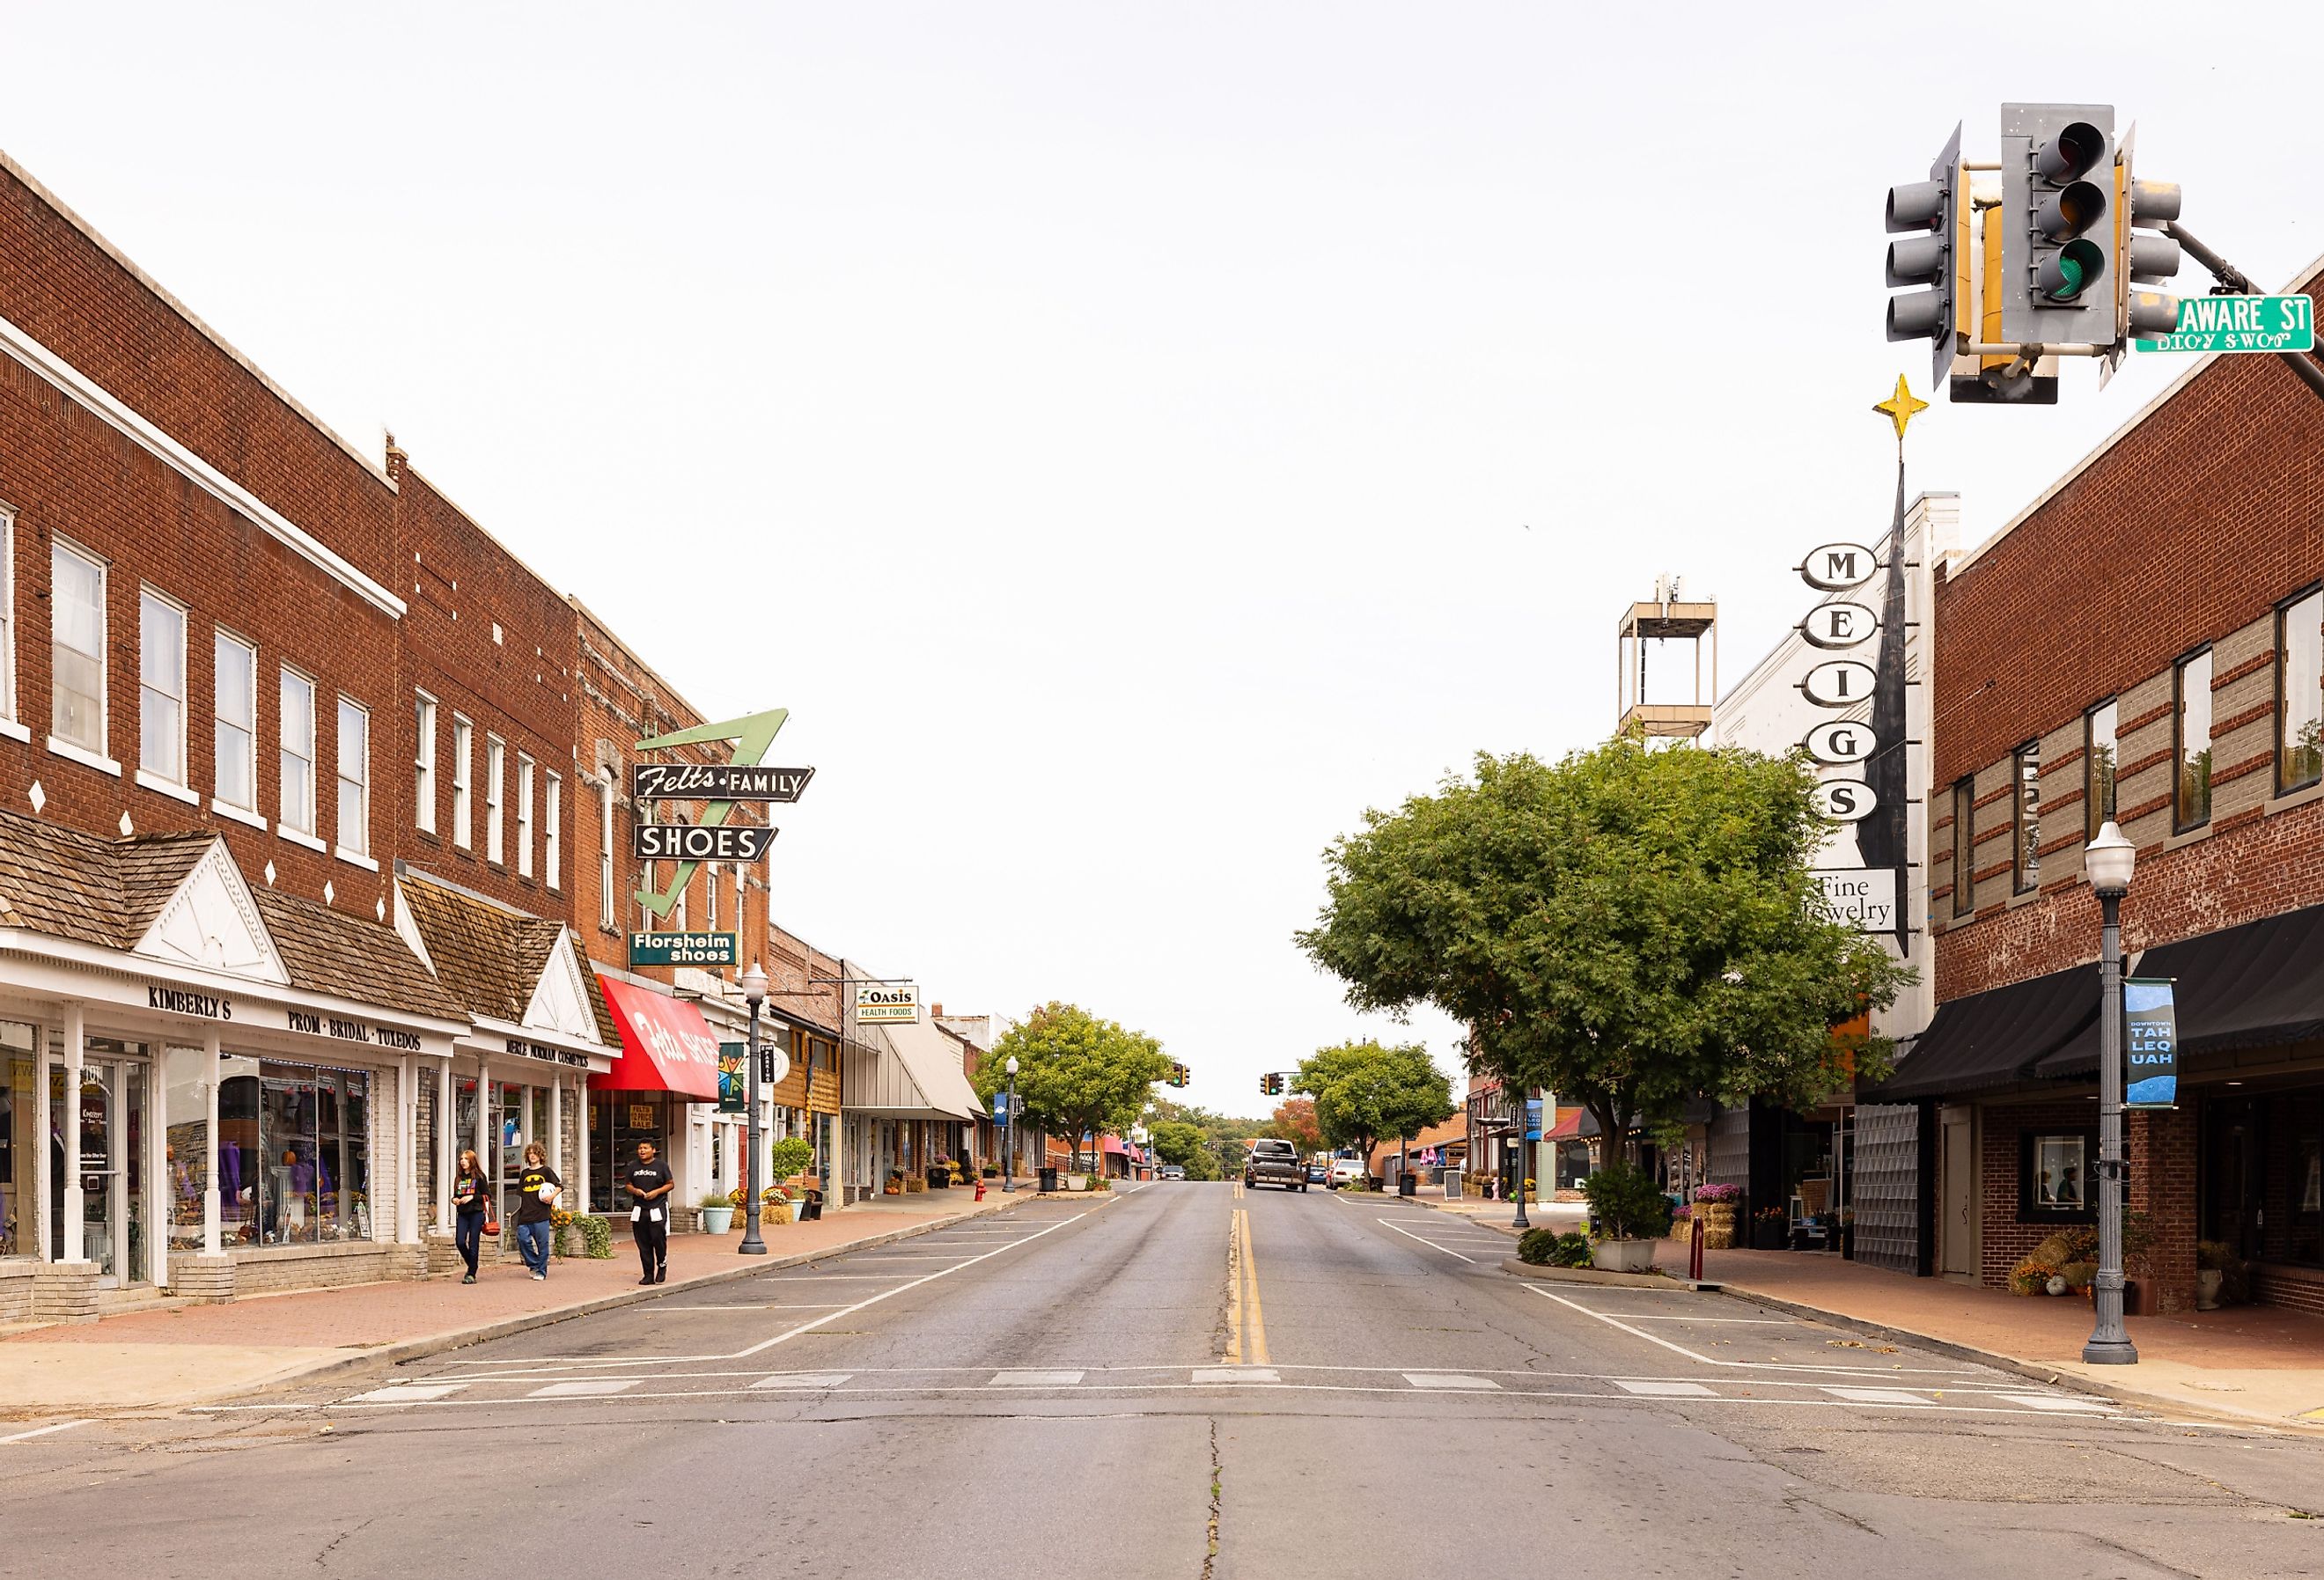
top-left (2082, 821), bottom-right (2137, 1365)
top-left (1511, 1088), bottom-right (1531, 1232)
top-left (738, 960), bottom-right (769, 1256)
top-left (1001, 1055), bottom-right (1020, 1193)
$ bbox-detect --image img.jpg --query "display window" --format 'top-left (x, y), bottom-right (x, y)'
top-left (2019, 1128), bottom-right (2097, 1224)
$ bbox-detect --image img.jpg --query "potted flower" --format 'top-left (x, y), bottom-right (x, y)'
top-left (1693, 1183), bottom-right (1740, 1249)
top-left (1750, 1206), bottom-right (1787, 1250)
top-left (700, 1191), bottom-right (735, 1235)
top-left (2195, 1239), bottom-right (2242, 1309)
top-left (1580, 1162), bottom-right (1673, 1273)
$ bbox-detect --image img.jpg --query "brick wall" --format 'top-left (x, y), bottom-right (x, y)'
top-left (1978, 1099), bottom-right (2099, 1291)
top-left (2129, 1106), bottom-right (2198, 1313)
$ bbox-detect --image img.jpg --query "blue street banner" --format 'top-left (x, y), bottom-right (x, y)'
top-left (1524, 1098), bottom-right (1544, 1142)
top-left (717, 1042), bottom-right (746, 1114)
top-left (2124, 978), bottom-right (2178, 1109)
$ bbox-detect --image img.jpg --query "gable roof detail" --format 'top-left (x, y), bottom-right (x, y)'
top-left (134, 839), bottom-right (290, 985)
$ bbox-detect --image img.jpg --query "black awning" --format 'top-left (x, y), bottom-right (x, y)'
top-left (1864, 962), bottom-right (2098, 1101)
top-left (2036, 901), bottom-right (2324, 1078)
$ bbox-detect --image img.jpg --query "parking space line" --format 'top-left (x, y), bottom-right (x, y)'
top-left (1375, 1216), bottom-right (1479, 1263)
top-left (1521, 1286), bottom-right (1981, 1377)
top-left (1614, 1379), bottom-right (1717, 1398)
top-left (0, 1419), bottom-right (91, 1444)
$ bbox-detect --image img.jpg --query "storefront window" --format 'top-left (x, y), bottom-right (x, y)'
top-left (219, 1058), bottom-right (259, 1243)
top-left (589, 1093), bottom-right (670, 1214)
top-left (2288, 1091), bottom-right (2322, 1266)
top-left (161, 1046), bottom-right (208, 1253)
top-left (251, 1062), bottom-right (370, 1246)
top-left (2019, 1128), bottom-right (2096, 1223)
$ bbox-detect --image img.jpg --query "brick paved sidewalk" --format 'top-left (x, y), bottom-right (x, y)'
top-left (0, 1188), bottom-right (1037, 1414)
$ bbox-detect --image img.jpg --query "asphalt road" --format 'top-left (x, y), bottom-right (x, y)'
top-left (8, 1180), bottom-right (2323, 1578)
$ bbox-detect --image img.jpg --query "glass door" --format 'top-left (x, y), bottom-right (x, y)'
top-left (49, 1055), bottom-right (148, 1286)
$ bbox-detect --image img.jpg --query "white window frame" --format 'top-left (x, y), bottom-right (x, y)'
top-left (278, 666), bottom-right (319, 843)
top-left (706, 861), bottom-right (719, 932)
top-left (0, 507), bottom-right (20, 737)
top-left (452, 714), bottom-right (474, 849)
top-left (517, 753), bottom-right (535, 878)
top-left (210, 629), bottom-right (259, 821)
top-left (414, 691), bottom-right (438, 834)
top-left (598, 774), bottom-right (616, 929)
top-left (545, 770), bottom-right (562, 890)
top-left (486, 734), bottom-right (506, 863)
top-left (48, 537), bottom-right (113, 768)
top-left (136, 585), bottom-right (190, 796)
top-left (335, 694), bottom-right (371, 862)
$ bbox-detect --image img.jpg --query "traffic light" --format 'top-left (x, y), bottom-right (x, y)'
top-left (1884, 122), bottom-right (1967, 385)
top-left (1260, 1072), bottom-right (1287, 1097)
top-left (1166, 1062), bottom-right (1189, 1089)
top-left (2001, 104), bottom-right (2115, 344)
top-left (2118, 128), bottom-right (2184, 342)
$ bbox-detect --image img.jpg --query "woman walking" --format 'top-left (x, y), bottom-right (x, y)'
top-left (513, 1142), bottom-right (563, 1281)
top-left (452, 1149), bottom-right (489, 1284)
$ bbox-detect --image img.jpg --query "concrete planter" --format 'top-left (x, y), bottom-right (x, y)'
top-left (1592, 1238), bottom-right (1656, 1274)
top-left (700, 1206), bottom-right (734, 1235)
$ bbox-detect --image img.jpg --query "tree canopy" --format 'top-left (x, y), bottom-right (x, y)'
top-left (1147, 1120), bottom-right (1207, 1168)
top-left (1266, 1095), bottom-right (1324, 1155)
top-left (977, 1003), bottom-right (1173, 1162)
top-left (1295, 1040), bottom-right (1457, 1159)
top-left (1297, 740), bottom-right (1911, 1153)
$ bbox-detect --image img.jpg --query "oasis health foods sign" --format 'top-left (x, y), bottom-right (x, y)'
top-left (855, 983), bottom-right (920, 1024)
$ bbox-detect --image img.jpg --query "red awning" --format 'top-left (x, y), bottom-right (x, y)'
top-left (592, 975), bottom-right (723, 1101)
top-left (1545, 1107), bottom-right (1585, 1141)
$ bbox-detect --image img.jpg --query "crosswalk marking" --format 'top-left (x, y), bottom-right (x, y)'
top-left (989, 1370), bottom-right (1085, 1387)
top-left (1192, 1367), bottom-right (1281, 1385)
top-left (346, 1384), bottom-right (467, 1404)
top-left (526, 1379), bottom-right (640, 1398)
top-left (1823, 1386), bottom-right (1934, 1406)
top-left (749, 1372), bottom-right (853, 1390)
top-left (1997, 1392), bottom-right (2110, 1413)
top-left (1613, 1379), bottom-right (1717, 1398)
top-left (1402, 1372), bottom-right (1501, 1391)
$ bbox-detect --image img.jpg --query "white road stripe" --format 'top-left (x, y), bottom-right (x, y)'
top-left (345, 1384), bottom-right (467, 1404)
top-left (1614, 1379), bottom-right (1717, 1397)
top-left (0, 1419), bottom-right (92, 1444)
top-left (527, 1379), bottom-right (639, 1398)
top-left (1403, 1372), bottom-right (1501, 1391)
top-left (990, 1370), bottom-right (1085, 1387)
top-left (1375, 1217), bottom-right (1479, 1263)
top-left (749, 1372), bottom-right (853, 1389)
top-left (1823, 1386), bottom-right (1935, 1406)
top-left (1998, 1393), bottom-right (2113, 1413)
top-left (1521, 1287), bottom-right (1979, 1377)
top-left (1191, 1367), bottom-right (1282, 1385)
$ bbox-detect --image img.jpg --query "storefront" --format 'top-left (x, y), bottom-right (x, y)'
top-left (591, 974), bottom-right (722, 1216)
top-left (840, 1018), bottom-right (982, 1200)
top-left (0, 824), bottom-right (466, 1319)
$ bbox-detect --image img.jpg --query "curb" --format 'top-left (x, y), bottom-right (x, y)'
top-left (1500, 1257), bottom-right (1719, 1292)
top-left (59, 1192), bottom-right (1091, 1415)
top-left (1708, 1283), bottom-right (2323, 1435)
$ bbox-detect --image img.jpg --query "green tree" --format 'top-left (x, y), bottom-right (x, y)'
top-left (1267, 1095), bottom-right (1324, 1155)
top-left (1298, 741), bottom-right (1911, 1158)
top-left (1148, 1120), bottom-right (1206, 1168)
top-left (977, 1003), bottom-right (1173, 1172)
top-left (1295, 1040), bottom-right (1457, 1161)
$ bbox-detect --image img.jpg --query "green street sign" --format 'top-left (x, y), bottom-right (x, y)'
top-left (2135, 294), bottom-right (2314, 354)
top-left (628, 931), bottom-right (738, 967)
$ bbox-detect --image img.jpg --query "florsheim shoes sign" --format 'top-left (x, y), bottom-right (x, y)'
top-left (627, 708), bottom-right (813, 970)
top-left (629, 931), bottom-right (739, 967)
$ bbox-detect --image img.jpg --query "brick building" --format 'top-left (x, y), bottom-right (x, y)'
top-left (1880, 261), bottom-right (2324, 1317)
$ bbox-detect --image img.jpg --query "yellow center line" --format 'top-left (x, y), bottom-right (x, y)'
top-left (1240, 1206), bottom-right (1270, 1366)
top-left (1224, 1209), bottom-right (1245, 1364)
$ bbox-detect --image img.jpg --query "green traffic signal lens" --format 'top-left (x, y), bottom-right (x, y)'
top-left (2039, 239), bottom-right (2108, 304)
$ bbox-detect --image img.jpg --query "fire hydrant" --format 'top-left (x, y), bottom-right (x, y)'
top-left (974, 1175), bottom-right (987, 1202)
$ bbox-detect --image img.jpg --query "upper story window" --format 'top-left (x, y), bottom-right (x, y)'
top-left (213, 631), bottom-right (257, 812)
top-left (336, 697), bottom-right (369, 856)
top-left (486, 735), bottom-right (506, 863)
top-left (2175, 648), bottom-right (2213, 831)
top-left (2084, 700), bottom-right (2117, 840)
top-left (138, 589), bottom-right (187, 785)
top-left (1951, 776), bottom-right (1975, 918)
top-left (50, 540), bottom-right (107, 754)
top-left (598, 774), bottom-right (616, 929)
top-left (0, 509), bottom-right (17, 724)
top-left (414, 693), bottom-right (438, 834)
top-left (279, 668), bottom-right (317, 836)
top-left (706, 860), bottom-right (719, 932)
top-left (2279, 589), bottom-right (2324, 795)
top-left (516, 753), bottom-right (535, 878)
top-left (544, 771), bottom-right (563, 891)
top-left (452, 715), bottom-right (474, 848)
top-left (2011, 741), bottom-right (2041, 894)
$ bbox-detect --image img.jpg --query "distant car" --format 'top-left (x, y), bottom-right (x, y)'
top-left (1305, 1164), bottom-right (1327, 1185)
top-left (1327, 1158), bottom-right (1367, 1189)
top-left (1160, 1165), bottom-right (1186, 1180)
top-left (1243, 1138), bottom-right (1308, 1191)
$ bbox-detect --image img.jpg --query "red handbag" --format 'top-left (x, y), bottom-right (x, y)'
top-left (482, 1216), bottom-right (499, 1237)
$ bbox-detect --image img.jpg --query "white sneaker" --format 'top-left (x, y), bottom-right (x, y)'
top-left (532, 1272), bottom-right (546, 1281)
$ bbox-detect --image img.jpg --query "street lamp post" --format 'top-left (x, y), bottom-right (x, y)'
top-left (739, 960), bottom-right (769, 1257)
top-left (1511, 1088), bottom-right (1531, 1232)
top-left (1002, 1055), bottom-right (1020, 1193)
top-left (2083, 820), bottom-right (2137, 1365)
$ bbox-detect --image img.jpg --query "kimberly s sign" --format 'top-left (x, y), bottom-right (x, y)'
top-left (855, 983), bottom-right (920, 1024)
top-left (2124, 978), bottom-right (2179, 1108)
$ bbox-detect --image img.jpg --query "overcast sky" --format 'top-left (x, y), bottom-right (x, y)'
top-left (6, 4), bottom-right (2316, 1118)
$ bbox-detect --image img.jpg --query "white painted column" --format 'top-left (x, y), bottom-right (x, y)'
top-left (548, 1075), bottom-right (564, 1181)
top-left (62, 1003), bottom-right (85, 1263)
top-left (398, 1053), bottom-right (420, 1243)
top-left (436, 1056), bottom-right (453, 1231)
top-left (30, 1021), bottom-right (48, 1260)
top-left (202, 1032), bottom-right (222, 1256)
top-left (571, 1073), bottom-right (591, 1216)
top-left (145, 1056), bottom-right (168, 1289)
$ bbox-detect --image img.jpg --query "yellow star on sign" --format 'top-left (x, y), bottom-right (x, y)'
top-left (1874, 374), bottom-right (1929, 444)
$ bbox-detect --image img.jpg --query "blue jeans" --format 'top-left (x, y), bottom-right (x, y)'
top-left (455, 1209), bottom-right (485, 1276)
top-left (515, 1219), bottom-right (551, 1275)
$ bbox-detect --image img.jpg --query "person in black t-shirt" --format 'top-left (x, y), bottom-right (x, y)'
top-left (451, 1149), bottom-right (489, 1283)
top-left (512, 1143), bottom-right (563, 1281)
top-left (626, 1140), bottom-right (675, 1284)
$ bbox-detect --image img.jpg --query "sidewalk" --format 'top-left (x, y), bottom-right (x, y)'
top-left (1401, 1191), bottom-right (2324, 1429)
top-left (0, 1185), bottom-right (1041, 1415)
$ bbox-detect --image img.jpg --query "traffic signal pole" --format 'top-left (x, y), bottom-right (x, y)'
top-left (2159, 222), bottom-right (2324, 404)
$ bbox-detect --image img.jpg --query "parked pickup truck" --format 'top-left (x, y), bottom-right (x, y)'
top-left (1244, 1138), bottom-right (1309, 1192)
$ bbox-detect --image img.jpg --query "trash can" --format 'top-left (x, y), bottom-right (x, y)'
top-left (1038, 1166), bottom-right (1059, 1193)
top-left (1398, 1172), bottom-right (1418, 1197)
